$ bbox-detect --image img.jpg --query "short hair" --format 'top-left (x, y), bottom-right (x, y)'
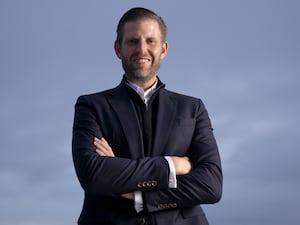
top-left (116, 7), bottom-right (168, 43)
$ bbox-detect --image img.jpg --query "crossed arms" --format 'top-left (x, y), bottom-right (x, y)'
top-left (94, 137), bottom-right (192, 176)
top-left (94, 137), bottom-right (192, 202)
top-left (72, 95), bottom-right (222, 213)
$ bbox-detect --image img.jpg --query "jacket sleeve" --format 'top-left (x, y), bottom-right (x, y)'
top-left (142, 99), bottom-right (223, 213)
top-left (72, 95), bottom-right (170, 195)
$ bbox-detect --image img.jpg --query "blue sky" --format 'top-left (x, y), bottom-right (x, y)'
top-left (1, 1), bottom-right (299, 225)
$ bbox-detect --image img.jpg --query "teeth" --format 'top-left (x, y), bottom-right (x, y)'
top-left (134, 58), bottom-right (150, 63)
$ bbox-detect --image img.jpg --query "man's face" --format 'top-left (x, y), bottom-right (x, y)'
top-left (114, 19), bottom-right (168, 86)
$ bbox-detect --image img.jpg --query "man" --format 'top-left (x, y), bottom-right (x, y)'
top-left (72, 7), bottom-right (222, 225)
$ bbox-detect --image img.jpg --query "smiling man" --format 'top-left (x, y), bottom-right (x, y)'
top-left (115, 17), bottom-right (167, 89)
top-left (72, 7), bottom-right (222, 225)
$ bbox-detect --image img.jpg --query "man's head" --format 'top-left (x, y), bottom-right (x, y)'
top-left (114, 7), bottom-right (168, 89)
top-left (116, 7), bottom-right (167, 44)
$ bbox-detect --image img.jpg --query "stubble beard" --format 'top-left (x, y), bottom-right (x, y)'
top-left (122, 56), bottom-right (161, 84)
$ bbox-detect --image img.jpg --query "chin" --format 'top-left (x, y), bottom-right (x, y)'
top-left (131, 71), bottom-right (152, 79)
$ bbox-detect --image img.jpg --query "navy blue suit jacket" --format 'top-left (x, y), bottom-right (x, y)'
top-left (72, 78), bottom-right (222, 225)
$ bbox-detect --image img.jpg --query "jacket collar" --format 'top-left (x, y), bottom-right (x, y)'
top-left (106, 77), bottom-right (176, 158)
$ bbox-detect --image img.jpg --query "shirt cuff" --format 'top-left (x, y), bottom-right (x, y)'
top-left (164, 156), bottom-right (177, 188)
top-left (134, 191), bottom-right (143, 213)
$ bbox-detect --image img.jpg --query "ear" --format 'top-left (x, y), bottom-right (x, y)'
top-left (160, 41), bottom-right (168, 60)
top-left (114, 41), bottom-right (122, 59)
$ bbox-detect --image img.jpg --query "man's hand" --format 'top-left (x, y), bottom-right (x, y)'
top-left (94, 137), bottom-right (191, 199)
top-left (94, 137), bottom-right (115, 157)
top-left (171, 156), bottom-right (192, 175)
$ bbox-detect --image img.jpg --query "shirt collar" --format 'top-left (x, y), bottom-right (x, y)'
top-left (126, 78), bottom-right (158, 106)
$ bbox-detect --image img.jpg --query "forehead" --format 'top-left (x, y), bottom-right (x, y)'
top-left (122, 19), bottom-right (162, 38)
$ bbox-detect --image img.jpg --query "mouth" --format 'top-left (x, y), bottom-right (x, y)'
top-left (133, 57), bottom-right (151, 64)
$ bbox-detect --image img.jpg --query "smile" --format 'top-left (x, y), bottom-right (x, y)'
top-left (133, 58), bottom-right (151, 63)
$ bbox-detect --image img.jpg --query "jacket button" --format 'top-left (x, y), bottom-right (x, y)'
top-left (139, 216), bottom-right (146, 225)
top-left (168, 203), bottom-right (177, 208)
top-left (159, 203), bottom-right (167, 209)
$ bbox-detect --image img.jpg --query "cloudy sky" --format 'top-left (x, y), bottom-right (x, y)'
top-left (1, 0), bottom-right (299, 224)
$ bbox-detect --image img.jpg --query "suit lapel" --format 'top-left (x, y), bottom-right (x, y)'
top-left (152, 90), bottom-right (177, 156)
top-left (107, 84), bottom-right (144, 158)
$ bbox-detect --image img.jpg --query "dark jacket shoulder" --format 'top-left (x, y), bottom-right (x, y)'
top-left (162, 88), bottom-right (203, 107)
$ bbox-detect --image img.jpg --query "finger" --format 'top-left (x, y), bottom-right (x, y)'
top-left (94, 137), bottom-right (102, 145)
top-left (96, 148), bottom-right (114, 157)
top-left (96, 149), bottom-right (105, 156)
top-left (94, 137), bottom-right (115, 157)
top-left (101, 137), bottom-right (109, 145)
top-left (99, 138), bottom-right (115, 156)
top-left (98, 143), bottom-right (114, 156)
top-left (94, 137), bottom-right (101, 148)
top-left (100, 138), bottom-right (113, 151)
top-left (95, 141), bottom-right (115, 156)
top-left (106, 148), bottom-right (115, 157)
top-left (94, 138), bottom-right (109, 150)
top-left (94, 137), bottom-right (111, 150)
top-left (103, 147), bottom-right (114, 157)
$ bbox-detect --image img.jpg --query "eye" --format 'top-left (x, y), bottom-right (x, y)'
top-left (147, 39), bottom-right (156, 45)
top-left (127, 39), bottom-right (139, 45)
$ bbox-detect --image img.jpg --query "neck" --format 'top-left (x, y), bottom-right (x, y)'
top-left (126, 75), bottom-right (157, 90)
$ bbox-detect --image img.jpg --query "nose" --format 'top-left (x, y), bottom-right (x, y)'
top-left (136, 40), bottom-right (147, 54)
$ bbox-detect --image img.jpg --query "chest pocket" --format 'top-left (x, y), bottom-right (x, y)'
top-left (162, 118), bottom-right (196, 155)
top-left (176, 118), bottom-right (196, 139)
